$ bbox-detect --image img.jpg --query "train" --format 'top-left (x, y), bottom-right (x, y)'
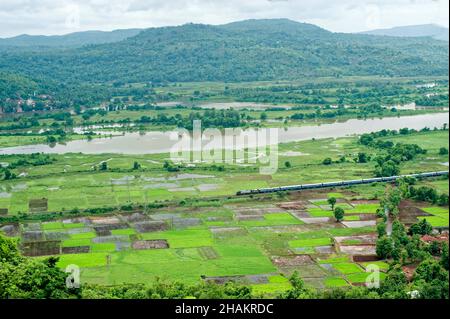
top-left (236, 171), bottom-right (449, 196)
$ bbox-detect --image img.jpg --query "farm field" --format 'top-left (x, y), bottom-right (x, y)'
top-left (0, 130), bottom-right (448, 215)
top-left (1, 185), bottom-right (446, 295)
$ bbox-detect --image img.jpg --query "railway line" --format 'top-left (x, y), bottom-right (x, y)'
top-left (236, 171), bottom-right (449, 196)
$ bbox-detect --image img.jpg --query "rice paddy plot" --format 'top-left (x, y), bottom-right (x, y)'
top-left (288, 237), bottom-right (332, 248)
top-left (307, 208), bottom-right (334, 218)
top-left (348, 204), bottom-right (379, 214)
top-left (73, 244), bottom-right (276, 285)
top-left (324, 277), bottom-right (349, 288)
top-left (141, 229), bottom-right (213, 248)
top-left (418, 216), bottom-right (449, 227)
top-left (346, 272), bottom-right (386, 284)
top-left (332, 263), bottom-right (365, 275)
top-left (239, 213), bottom-right (303, 227)
top-left (360, 261), bottom-right (390, 271)
top-left (418, 207), bottom-right (449, 227)
top-left (251, 275), bottom-right (292, 295)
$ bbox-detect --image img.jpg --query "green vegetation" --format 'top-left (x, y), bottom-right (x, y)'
top-left (0, 54), bottom-right (448, 302)
top-left (0, 129), bottom-right (445, 215)
top-left (1, 20), bottom-right (447, 100)
top-left (333, 263), bottom-right (365, 275)
top-left (288, 238), bottom-right (332, 248)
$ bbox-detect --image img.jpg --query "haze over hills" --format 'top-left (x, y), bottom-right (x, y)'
top-left (360, 24), bottom-right (449, 41)
top-left (0, 28), bottom-right (143, 48)
top-left (0, 19), bottom-right (448, 90)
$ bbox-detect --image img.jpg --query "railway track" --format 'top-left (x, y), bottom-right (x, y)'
top-left (236, 171), bottom-right (449, 196)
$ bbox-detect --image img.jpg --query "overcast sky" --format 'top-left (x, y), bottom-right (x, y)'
top-left (0, 0), bottom-right (448, 38)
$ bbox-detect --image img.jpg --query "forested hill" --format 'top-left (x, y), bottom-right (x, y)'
top-left (0, 29), bottom-right (142, 48)
top-left (360, 24), bottom-right (449, 42)
top-left (0, 19), bottom-right (448, 86)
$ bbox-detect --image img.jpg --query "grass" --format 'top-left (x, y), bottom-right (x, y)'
top-left (111, 228), bottom-right (137, 236)
top-left (1, 126), bottom-right (448, 288)
top-left (343, 216), bottom-right (360, 221)
top-left (307, 208), bottom-right (334, 218)
top-left (62, 238), bottom-right (92, 247)
top-left (252, 275), bottom-right (291, 295)
top-left (240, 213), bottom-right (303, 227)
top-left (327, 193), bottom-right (345, 199)
top-left (317, 256), bottom-right (350, 264)
top-left (41, 222), bottom-right (64, 230)
top-left (333, 263), bottom-right (365, 275)
top-left (288, 238), bottom-right (332, 248)
top-left (420, 207), bottom-right (449, 227)
top-left (418, 216), bottom-right (449, 227)
top-left (348, 204), bottom-right (379, 214)
top-left (141, 229), bottom-right (213, 248)
top-left (422, 207), bottom-right (449, 215)
top-left (324, 277), bottom-right (349, 288)
top-left (360, 261), bottom-right (390, 271)
top-left (0, 129), bottom-right (446, 215)
top-left (346, 272), bottom-right (386, 284)
top-left (57, 252), bottom-right (109, 268)
top-left (72, 245), bottom-right (276, 285)
top-left (42, 222), bottom-right (85, 231)
top-left (91, 243), bottom-right (116, 252)
top-left (69, 232), bottom-right (96, 240)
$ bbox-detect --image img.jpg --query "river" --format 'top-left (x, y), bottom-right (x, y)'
top-left (0, 113), bottom-right (448, 155)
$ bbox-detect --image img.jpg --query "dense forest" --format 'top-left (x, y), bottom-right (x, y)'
top-left (0, 29), bottom-right (142, 49)
top-left (0, 19), bottom-right (448, 91)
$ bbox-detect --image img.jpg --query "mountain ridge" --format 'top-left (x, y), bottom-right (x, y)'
top-left (0, 19), bottom-right (447, 86)
top-left (359, 24), bottom-right (449, 41)
top-left (0, 28), bottom-right (143, 48)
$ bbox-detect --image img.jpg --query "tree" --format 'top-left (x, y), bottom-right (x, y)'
top-left (380, 186), bottom-right (402, 217)
top-left (357, 152), bottom-right (369, 163)
top-left (133, 161), bottom-right (141, 170)
top-left (414, 258), bottom-right (448, 284)
top-left (100, 161), bottom-right (108, 171)
top-left (376, 236), bottom-right (393, 259)
top-left (428, 241), bottom-right (441, 256)
top-left (327, 197), bottom-right (337, 210)
top-left (284, 161), bottom-right (291, 168)
top-left (441, 243), bottom-right (449, 271)
top-left (409, 219), bottom-right (433, 236)
top-left (377, 222), bottom-right (387, 238)
top-left (439, 147), bottom-right (448, 155)
top-left (2, 168), bottom-right (16, 181)
top-left (46, 135), bottom-right (57, 144)
top-left (375, 160), bottom-right (400, 177)
top-left (333, 207), bottom-right (345, 222)
top-left (278, 271), bottom-right (315, 299)
top-left (322, 157), bottom-right (332, 165)
top-left (0, 235), bottom-right (80, 299)
top-left (260, 113), bottom-right (267, 121)
top-left (0, 234), bottom-right (20, 262)
top-left (379, 264), bottom-right (408, 298)
top-left (437, 194), bottom-right (449, 206)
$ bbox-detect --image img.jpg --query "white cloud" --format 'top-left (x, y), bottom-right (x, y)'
top-left (0, 0), bottom-right (447, 37)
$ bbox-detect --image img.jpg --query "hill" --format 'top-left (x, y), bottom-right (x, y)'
top-left (360, 24), bottom-right (449, 41)
top-left (0, 29), bottom-right (143, 48)
top-left (0, 19), bottom-right (447, 88)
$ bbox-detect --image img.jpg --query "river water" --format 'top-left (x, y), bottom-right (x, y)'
top-left (0, 113), bottom-right (447, 155)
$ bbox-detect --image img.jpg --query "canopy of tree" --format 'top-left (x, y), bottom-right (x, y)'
top-left (0, 19), bottom-right (448, 89)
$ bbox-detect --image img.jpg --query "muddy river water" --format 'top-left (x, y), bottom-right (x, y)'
top-left (0, 113), bottom-right (448, 155)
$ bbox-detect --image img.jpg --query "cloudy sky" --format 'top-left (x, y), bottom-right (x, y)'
top-left (0, 0), bottom-right (448, 38)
